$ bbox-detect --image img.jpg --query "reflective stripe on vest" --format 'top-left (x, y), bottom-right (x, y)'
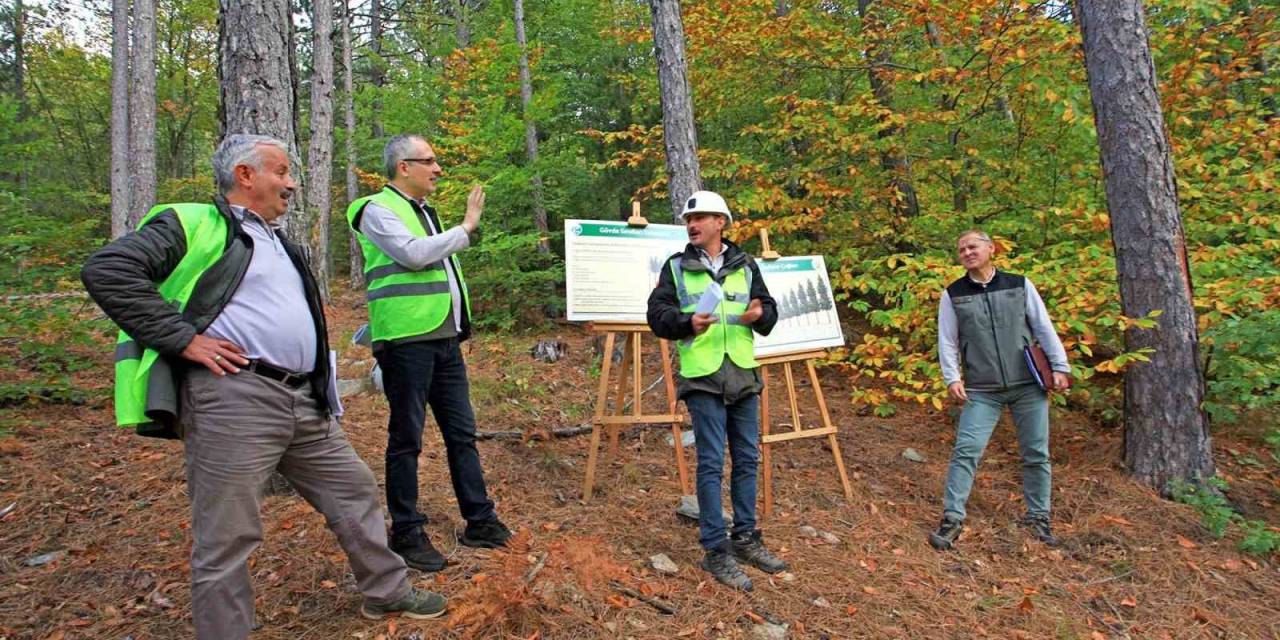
top-left (346, 187), bottom-right (471, 343)
top-left (112, 203), bottom-right (228, 426)
top-left (670, 257), bottom-right (759, 378)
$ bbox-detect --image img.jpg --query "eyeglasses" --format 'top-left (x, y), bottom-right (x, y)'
top-left (401, 158), bottom-right (437, 165)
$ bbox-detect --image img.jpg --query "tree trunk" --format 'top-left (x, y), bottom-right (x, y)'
top-left (341, 0), bottom-right (363, 287)
top-left (647, 0), bottom-right (702, 223)
top-left (857, 0), bottom-right (920, 227)
top-left (369, 0), bottom-right (384, 140)
top-left (308, 0), bottom-right (335, 302)
top-left (12, 0), bottom-right (27, 188)
top-left (219, 0), bottom-right (308, 245)
top-left (513, 0), bottom-right (549, 253)
top-left (1076, 0), bottom-right (1214, 490)
top-left (128, 0), bottom-right (157, 228)
top-left (110, 0), bottom-right (131, 238)
top-left (454, 0), bottom-right (472, 48)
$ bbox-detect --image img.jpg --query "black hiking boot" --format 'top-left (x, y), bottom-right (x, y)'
top-left (928, 517), bottom-right (964, 550)
top-left (731, 530), bottom-right (788, 574)
top-left (1018, 514), bottom-right (1061, 547)
top-left (390, 529), bottom-right (447, 572)
top-left (459, 518), bottom-right (512, 549)
top-left (701, 543), bottom-right (753, 591)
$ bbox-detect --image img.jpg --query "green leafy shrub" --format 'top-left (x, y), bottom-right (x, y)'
top-left (462, 229), bottom-right (564, 332)
top-left (1168, 476), bottom-right (1280, 557)
top-left (1203, 311), bottom-right (1280, 423)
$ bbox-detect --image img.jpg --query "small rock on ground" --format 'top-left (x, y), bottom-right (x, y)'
top-left (752, 622), bottom-right (789, 640)
top-left (649, 553), bottom-right (679, 575)
top-left (798, 525), bottom-right (818, 538)
top-left (819, 531), bottom-right (840, 544)
top-left (902, 447), bottom-right (926, 463)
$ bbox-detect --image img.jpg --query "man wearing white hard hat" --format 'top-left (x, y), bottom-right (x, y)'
top-left (646, 190), bottom-right (785, 591)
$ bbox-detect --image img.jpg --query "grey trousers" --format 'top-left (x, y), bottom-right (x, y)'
top-left (941, 383), bottom-right (1051, 522)
top-left (180, 368), bottom-right (410, 640)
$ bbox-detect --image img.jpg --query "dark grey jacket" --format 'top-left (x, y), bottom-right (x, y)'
top-left (81, 196), bottom-right (333, 438)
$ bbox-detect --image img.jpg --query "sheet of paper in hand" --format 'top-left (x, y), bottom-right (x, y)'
top-left (695, 281), bottom-right (723, 316)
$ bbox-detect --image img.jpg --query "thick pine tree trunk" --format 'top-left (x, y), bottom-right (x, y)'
top-left (128, 0), bottom-right (157, 227)
top-left (513, 0), bottom-right (549, 253)
top-left (341, 0), bottom-right (363, 287)
top-left (219, 0), bottom-right (308, 246)
top-left (648, 0), bottom-right (702, 223)
top-left (308, 0), bottom-right (335, 302)
top-left (110, 0), bottom-right (131, 238)
top-left (1077, 0), bottom-right (1214, 490)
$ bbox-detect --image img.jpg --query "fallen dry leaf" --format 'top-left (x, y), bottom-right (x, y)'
top-left (1121, 596), bottom-right (1137, 608)
top-left (1176, 535), bottom-right (1198, 549)
top-left (320, 579), bottom-right (337, 589)
top-left (1017, 596), bottom-right (1034, 613)
top-left (1102, 514), bottom-right (1134, 526)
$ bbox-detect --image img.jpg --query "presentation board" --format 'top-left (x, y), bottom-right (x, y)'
top-left (564, 219), bottom-right (845, 357)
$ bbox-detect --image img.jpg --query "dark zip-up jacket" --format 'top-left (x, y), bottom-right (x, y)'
top-left (81, 196), bottom-right (333, 438)
top-left (647, 240), bottom-right (777, 402)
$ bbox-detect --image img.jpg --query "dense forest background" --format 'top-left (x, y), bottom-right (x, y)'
top-left (3, 0), bottom-right (1274, 422)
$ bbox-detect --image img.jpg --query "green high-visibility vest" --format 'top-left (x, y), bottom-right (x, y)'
top-left (346, 187), bottom-right (470, 343)
top-left (670, 258), bottom-right (759, 378)
top-left (113, 203), bottom-right (228, 426)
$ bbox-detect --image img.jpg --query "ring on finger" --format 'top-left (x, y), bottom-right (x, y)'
top-left (213, 354), bottom-right (223, 363)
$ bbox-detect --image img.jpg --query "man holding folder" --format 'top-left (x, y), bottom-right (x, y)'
top-left (646, 191), bottom-right (786, 591)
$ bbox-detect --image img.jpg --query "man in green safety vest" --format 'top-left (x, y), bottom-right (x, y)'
top-left (81, 134), bottom-right (446, 639)
top-left (346, 134), bottom-right (511, 573)
top-left (646, 190), bottom-right (788, 591)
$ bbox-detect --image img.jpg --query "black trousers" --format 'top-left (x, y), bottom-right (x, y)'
top-left (375, 338), bottom-right (496, 536)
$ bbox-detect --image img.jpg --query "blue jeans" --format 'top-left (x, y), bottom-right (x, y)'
top-left (375, 338), bottom-right (496, 536)
top-left (941, 383), bottom-right (1051, 521)
top-left (685, 391), bottom-right (760, 550)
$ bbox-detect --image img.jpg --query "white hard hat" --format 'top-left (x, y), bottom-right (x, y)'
top-left (678, 190), bottom-right (732, 223)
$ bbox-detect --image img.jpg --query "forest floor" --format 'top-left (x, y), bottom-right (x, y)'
top-left (1, 290), bottom-right (1278, 640)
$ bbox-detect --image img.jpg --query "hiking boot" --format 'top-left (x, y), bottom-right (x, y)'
top-left (390, 530), bottom-right (447, 572)
top-left (928, 517), bottom-right (964, 550)
top-left (360, 588), bottom-right (447, 620)
top-left (459, 518), bottom-right (512, 549)
top-left (1018, 514), bottom-right (1061, 547)
top-left (701, 544), bottom-right (753, 591)
top-left (730, 530), bottom-right (788, 574)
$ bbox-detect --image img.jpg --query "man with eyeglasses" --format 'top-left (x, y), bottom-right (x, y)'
top-left (346, 135), bottom-right (511, 573)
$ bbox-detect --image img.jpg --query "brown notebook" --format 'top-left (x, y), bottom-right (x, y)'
top-left (1022, 344), bottom-right (1056, 391)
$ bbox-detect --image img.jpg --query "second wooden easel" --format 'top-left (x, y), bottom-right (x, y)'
top-left (755, 229), bottom-right (853, 519)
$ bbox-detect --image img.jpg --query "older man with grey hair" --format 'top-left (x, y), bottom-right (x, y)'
top-left (82, 133), bottom-right (446, 639)
top-left (929, 228), bottom-right (1071, 551)
top-left (346, 134), bottom-right (510, 573)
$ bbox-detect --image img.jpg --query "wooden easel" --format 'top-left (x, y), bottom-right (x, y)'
top-left (755, 229), bottom-right (853, 519)
top-left (580, 204), bottom-right (692, 503)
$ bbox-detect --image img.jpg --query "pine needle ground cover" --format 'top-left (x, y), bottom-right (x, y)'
top-left (0, 289), bottom-right (1276, 639)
